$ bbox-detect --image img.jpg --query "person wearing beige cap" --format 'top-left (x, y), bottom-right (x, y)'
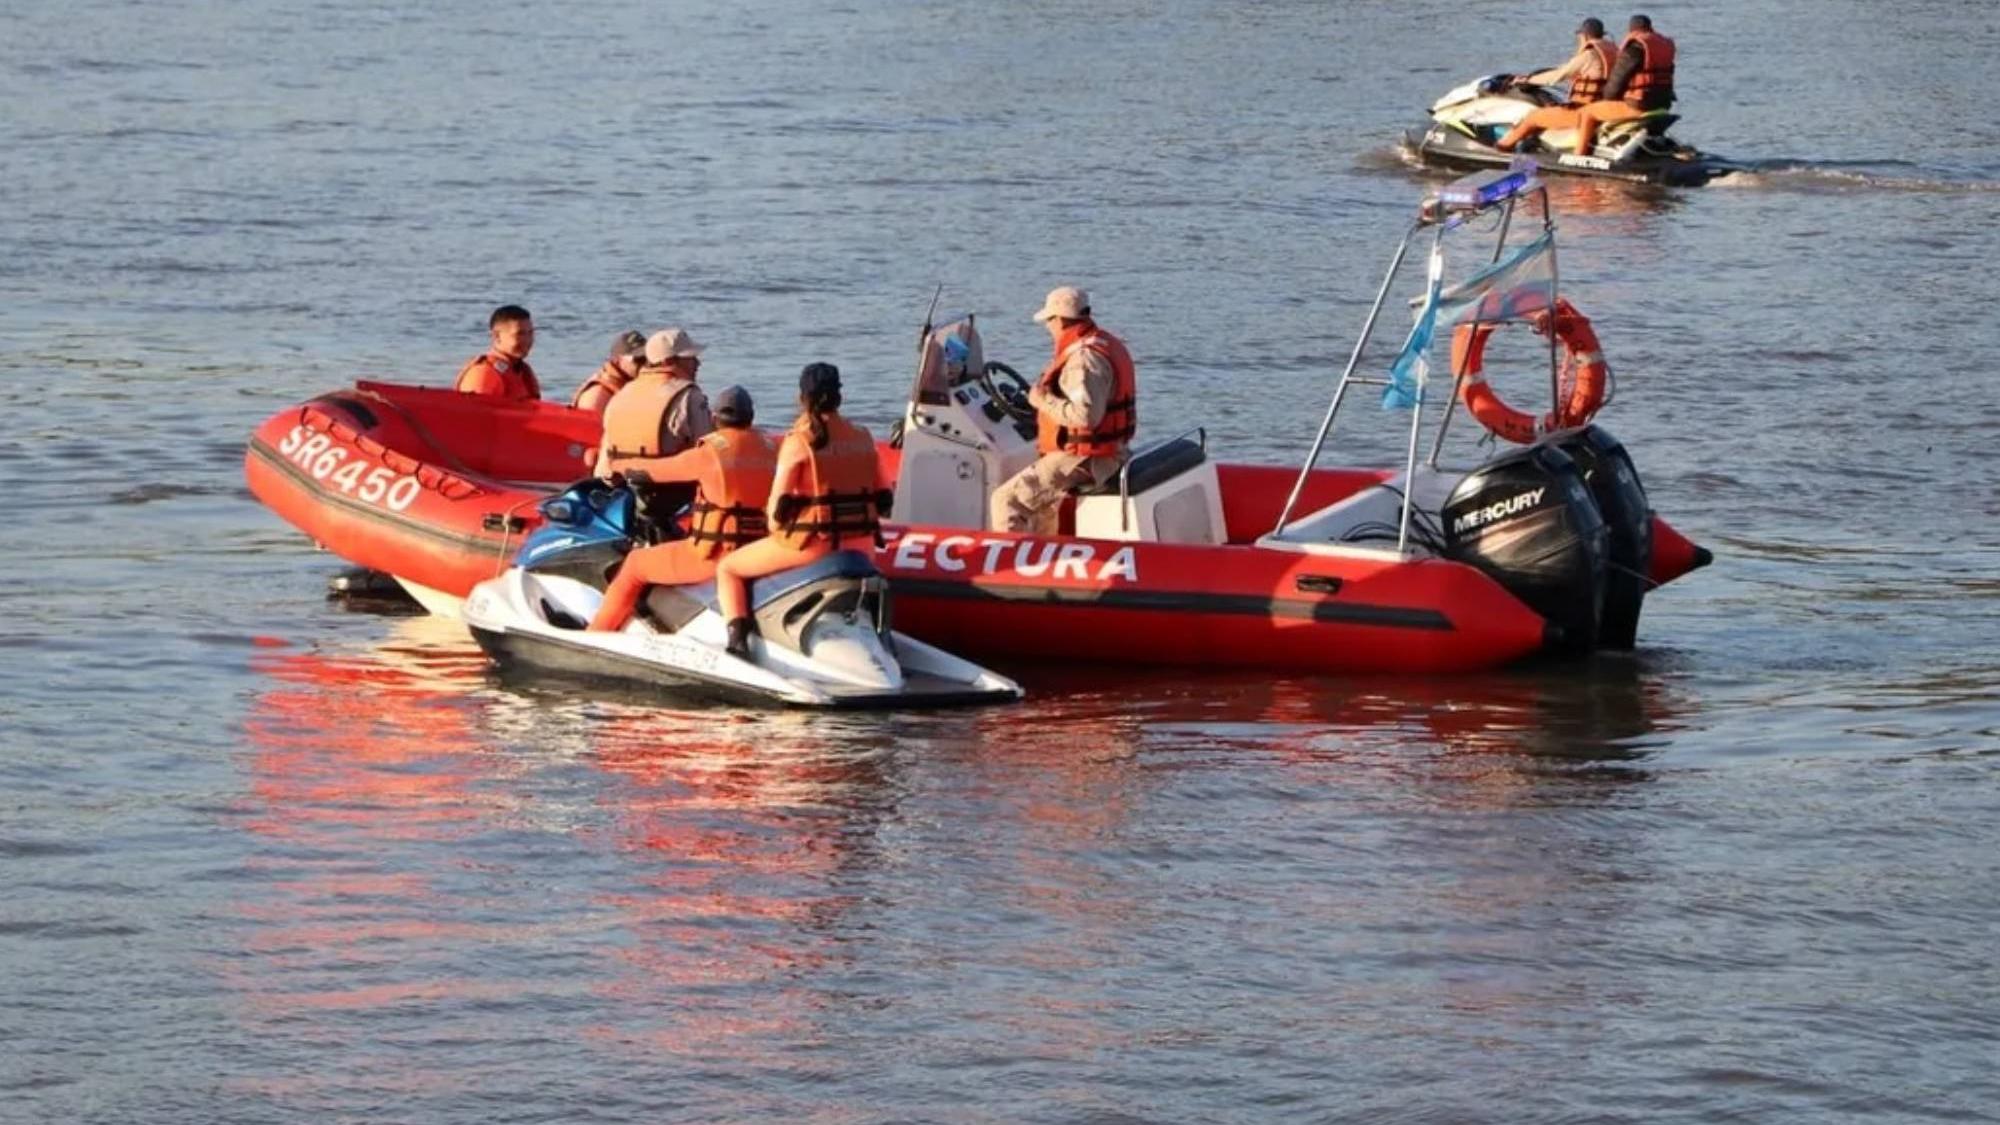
top-left (1495, 18), bottom-right (1617, 152)
top-left (596, 327), bottom-right (716, 480)
top-left (568, 330), bottom-right (647, 415)
top-left (989, 286), bottom-right (1138, 535)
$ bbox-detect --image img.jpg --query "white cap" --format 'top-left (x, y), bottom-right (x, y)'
top-left (644, 327), bottom-right (705, 364)
top-left (1032, 285), bottom-right (1091, 323)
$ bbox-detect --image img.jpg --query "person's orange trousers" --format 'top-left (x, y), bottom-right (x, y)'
top-left (588, 541), bottom-right (719, 632)
top-left (714, 538), bottom-right (834, 622)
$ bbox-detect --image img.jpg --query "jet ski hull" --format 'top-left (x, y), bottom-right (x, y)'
top-left (467, 619), bottom-right (1017, 709)
top-left (461, 569), bottom-right (1022, 710)
top-left (1403, 124), bottom-right (1730, 188)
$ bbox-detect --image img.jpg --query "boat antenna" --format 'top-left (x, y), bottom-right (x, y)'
top-left (919, 282), bottom-right (943, 345)
top-left (895, 284), bottom-right (946, 446)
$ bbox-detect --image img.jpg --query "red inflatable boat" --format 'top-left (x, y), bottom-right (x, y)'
top-left (245, 380), bottom-right (1704, 676)
top-left (245, 172), bottom-right (1711, 675)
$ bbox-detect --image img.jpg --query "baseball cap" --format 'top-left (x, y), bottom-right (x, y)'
top-left (713, 384), bottom-right (754, 426)
top-left (1032, 285), bottom-right (1091, 323)
top-left (609, 330), bottom-right (645, 360)
top-left (644, 328), bottom-right (705, 364)
top-left (799, 362), bottom-right (841, 397)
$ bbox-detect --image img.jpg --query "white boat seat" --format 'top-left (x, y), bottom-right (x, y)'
top-left (1073, 429), bottom-right (1226, 545)
top-left (1077, 437), bottom-right (1204, 497)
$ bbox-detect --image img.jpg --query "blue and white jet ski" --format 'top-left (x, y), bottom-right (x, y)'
top-left (460, 480), bottom-right (1022, 709)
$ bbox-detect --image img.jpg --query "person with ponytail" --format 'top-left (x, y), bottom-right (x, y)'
top-left (712, 363), bottom-right (887, 658)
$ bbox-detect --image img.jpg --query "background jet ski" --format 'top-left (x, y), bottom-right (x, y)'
top-left (1404, 74), bottom-right (1734, 187)
top-left (461, 480), bottom-right (1022, 709)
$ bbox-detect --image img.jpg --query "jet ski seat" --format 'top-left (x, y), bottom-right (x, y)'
top-left (750, 550), bottom-right (879, 612)
top-left (636, 552), bottom-right (881, 636)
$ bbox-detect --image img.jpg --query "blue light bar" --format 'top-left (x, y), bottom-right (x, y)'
top-left (1435, 166), bottom-right (1538, 211)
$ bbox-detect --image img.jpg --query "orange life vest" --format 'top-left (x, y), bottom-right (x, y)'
top-left (570, 360), bottom-right (632, 413)
top-left (774, 414), bottom-right (882, 550)
top-left (687, 427), bottom-right (778, 559)
top-left (1621, 29), bottom-right (1676, 107)
top-left (599, 373), bottom-right (698, 464)
top-left (1569, 37), bottom-right (1617, 105)
top-left (1035, 324), bottom-right (1137, 458)
top-left (454, 354), bottom-right (540, 401)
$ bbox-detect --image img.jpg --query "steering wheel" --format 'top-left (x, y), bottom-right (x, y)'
top-left (978, 361), bottom-right (1038, 422)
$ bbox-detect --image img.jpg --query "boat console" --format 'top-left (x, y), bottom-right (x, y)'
top-left (894, 316), bottom-right (1225, 544)
top-left (892, 317), bottom-right (1041, 529)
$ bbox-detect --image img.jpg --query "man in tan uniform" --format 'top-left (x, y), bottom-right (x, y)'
top-left (989, 286), bottom-right (1138, 536)
top-left (595, 327), bottom-right (716, 478)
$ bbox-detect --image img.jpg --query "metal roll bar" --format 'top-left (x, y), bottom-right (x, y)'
top-left (1269, 165), bottom-right (1560, 554)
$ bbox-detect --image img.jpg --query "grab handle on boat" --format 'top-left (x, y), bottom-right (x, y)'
top-left (1115, 426), bottom-right (1206, 533)
top-left (1295, 574), bottom-right (1344, 595)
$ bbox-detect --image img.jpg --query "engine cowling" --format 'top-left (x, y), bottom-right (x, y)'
top-left (1554, 426), bottom-right (1652, 650)
top-left (1443, 444), bottom-right (1608, 655)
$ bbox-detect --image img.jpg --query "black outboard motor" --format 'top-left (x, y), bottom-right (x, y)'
top-left (1443, 444), bottom-right (1608, 655)
top-left (1554, 426), bottom-right (1652, 650)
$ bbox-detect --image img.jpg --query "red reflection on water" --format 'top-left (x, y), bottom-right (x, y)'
top-left (235, 617), bottom-right (907, 1077)
top-left (222, 608), bottom-right (1694, 1102)
top-left (575, 711), bottom-right (900, 1058)
top-left (224, 617), bottom-right (540, 1108)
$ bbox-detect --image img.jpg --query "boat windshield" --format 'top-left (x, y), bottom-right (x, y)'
top-left (906, 316), bottom-right (984, 406)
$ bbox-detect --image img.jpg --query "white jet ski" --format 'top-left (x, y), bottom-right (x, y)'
top-left (1404, 73), bottom-right (1734, 187)
top-left (460, 482), bottom-right (1020, 708)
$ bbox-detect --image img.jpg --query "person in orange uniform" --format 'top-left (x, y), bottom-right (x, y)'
top-left (988, 286), bottom-right (1136, 535)
top-left (1495, 19), bottom-right (1619, 152)
top-left (570, 330), bottom-right (647, 414)
top-left (596, 328), bottom-right (716, 479)
top-left (587, 386), bottom-right (776, 633)
top-left (1572, 14), bottom-right (1676, 154)
top-left (713, 363), bottom-right (886, 658)
top-left (454, 305), bottom-right (540, 400)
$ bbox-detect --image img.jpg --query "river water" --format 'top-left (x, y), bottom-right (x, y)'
top-left (5, 1), bottom-right (2000, 1121)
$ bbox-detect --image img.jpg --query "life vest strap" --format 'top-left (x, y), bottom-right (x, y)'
top-left (688, 503), bottom-right (768, 546)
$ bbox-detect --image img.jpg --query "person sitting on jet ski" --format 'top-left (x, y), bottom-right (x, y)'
top-left (1537, 18), bottom-right (1618, 106)
top-left (1573, 14), bottom-right (1677, 155)
top-left (713, 363), bottom-right (888, 658)
top-left (1494, 17), bottom-right (1617, 152)
top-left (587, 385), bottom-right (777, 632)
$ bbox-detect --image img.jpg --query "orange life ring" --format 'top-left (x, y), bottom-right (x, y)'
top-left (1450, 294), bottom-right (1608, 444)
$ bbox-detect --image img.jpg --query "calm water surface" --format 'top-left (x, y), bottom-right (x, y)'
top-left (4, 1), bottom-right (1999, 1121)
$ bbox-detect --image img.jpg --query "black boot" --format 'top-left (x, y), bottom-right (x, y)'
top-left (725, 617), bottom-right (755, 659)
